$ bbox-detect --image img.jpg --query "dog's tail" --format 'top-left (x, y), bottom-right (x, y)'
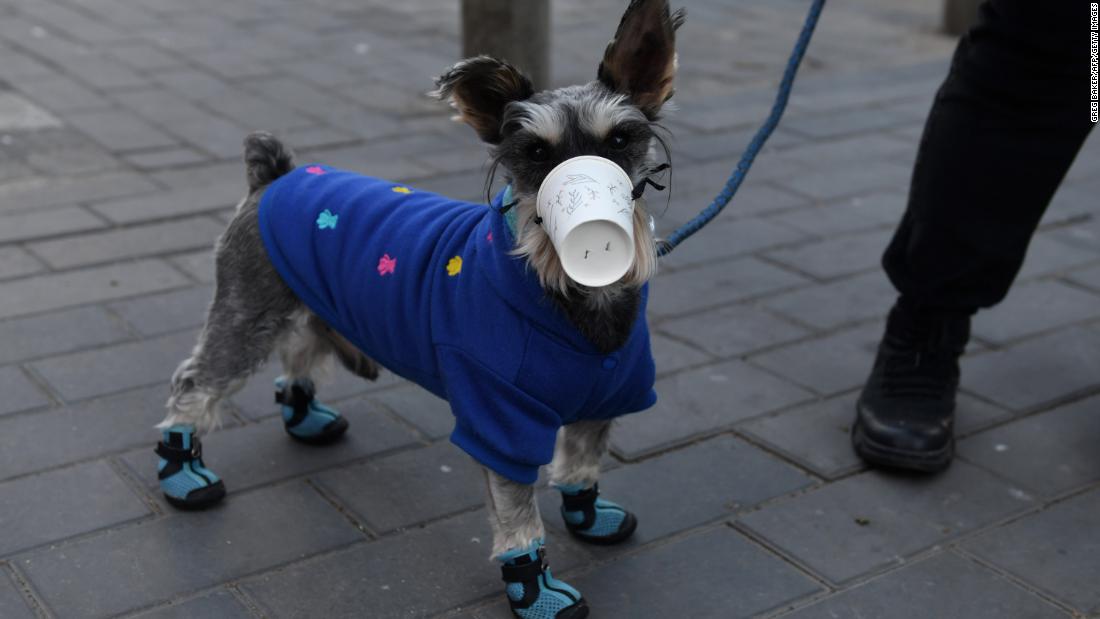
top-left (244, 131), bottom-right (294, 192)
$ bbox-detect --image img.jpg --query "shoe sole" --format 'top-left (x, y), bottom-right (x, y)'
top-left (285, 416), bottom-right (349, 446)
top-left (851, 418), bottom-right (954, 473)
top-left (510, 598), bottom-right (588, 619)
top-left (165, 480), bottom-right (227, 510)
top-left (568, 511), bottom-right (637, 546)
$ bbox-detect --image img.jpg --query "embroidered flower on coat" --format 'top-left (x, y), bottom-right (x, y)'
top-left (377, 253), bottom-right (396, 276)
top-left (306, 166), bottom-right (326, 175)
top-left (316, 209), bottom-right (339, 230)
top-left (391, 186), bottom-right (412, 194)
top-left (446, 256), bottom-right (463, 276)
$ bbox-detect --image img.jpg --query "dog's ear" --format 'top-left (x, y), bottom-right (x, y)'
top-left (598, 0), bottom-right (685, 119)
top-left (432, 56), bottom-right (535, 144)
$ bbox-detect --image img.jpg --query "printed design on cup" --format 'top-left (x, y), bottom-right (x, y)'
top-left (377, 253), bottom-right (396, 276)
top-left (316, 209), bottom-right (339, 230)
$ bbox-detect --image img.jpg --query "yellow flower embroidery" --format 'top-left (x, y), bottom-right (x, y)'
top-left (391, 186), bottom-right (412, 194)
top-left (446, 256), bottom-right (463, 276)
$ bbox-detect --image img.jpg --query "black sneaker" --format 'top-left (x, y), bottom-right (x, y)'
top-left (852, 300), bottom-right (971, 473)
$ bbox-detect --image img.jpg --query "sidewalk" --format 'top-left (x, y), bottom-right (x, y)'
top-left (1, 0), bottom-right (1098, 617)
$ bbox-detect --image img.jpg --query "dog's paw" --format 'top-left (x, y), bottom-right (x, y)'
top-left (558, 483), bottom-right (637, 545)
top-left (156, 425), bottom-right (226, 510)
top-left (499, 540), bottom-right (588, 619)
top-left (275, 377), bottom-right (349, 445)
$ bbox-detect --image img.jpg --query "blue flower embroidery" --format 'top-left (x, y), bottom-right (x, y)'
top-left (316, 209), bottom-right (339, 230)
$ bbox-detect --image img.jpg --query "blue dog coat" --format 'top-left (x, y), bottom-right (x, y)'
top-left (258, 165), bottom-right (657, 483)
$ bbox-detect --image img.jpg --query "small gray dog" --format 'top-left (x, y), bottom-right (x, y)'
top-left (153, 1), bottom-right (682, 616)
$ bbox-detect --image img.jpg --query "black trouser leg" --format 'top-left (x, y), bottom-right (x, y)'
top-left (883, 0), bottom-right (1096, 312)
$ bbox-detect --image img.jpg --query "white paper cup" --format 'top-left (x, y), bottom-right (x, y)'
top-left (535, 156), bottom-right (636, 287)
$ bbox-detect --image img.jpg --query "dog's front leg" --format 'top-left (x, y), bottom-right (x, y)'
top-left (548, 420), bottom-right (638, 545)
top-left (484, 469), bottom-right (587, 619)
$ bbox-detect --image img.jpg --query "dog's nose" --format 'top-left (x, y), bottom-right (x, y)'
top-left (602, 357), bottom-right (618, 370)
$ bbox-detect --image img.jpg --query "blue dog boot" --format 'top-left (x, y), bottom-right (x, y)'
top-left (558, 483), bottom-right (637, 545)
top-left (156, 425), bottom-right (225, 510)
top-left (275, 377), bottom-right (348, 445)
top-left (499, 539), bottom-right (588, 619)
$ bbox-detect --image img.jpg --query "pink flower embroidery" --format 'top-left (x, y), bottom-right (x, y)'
top-left (486, 231), bottom-right (493, 243)
top-left (306, 166), bottom-right (326, 175)
top-left (377, 253), bottom-right (396, 276)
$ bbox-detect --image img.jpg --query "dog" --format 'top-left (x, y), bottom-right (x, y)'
top-left (153, 1), bottom-right (683, 616)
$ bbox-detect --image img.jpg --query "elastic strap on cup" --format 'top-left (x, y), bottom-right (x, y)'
top-left (631, 163), bottom-right (670, 201)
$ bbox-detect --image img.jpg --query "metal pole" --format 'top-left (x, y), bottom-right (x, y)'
top-left (461, 0), bottom-right (550, 89)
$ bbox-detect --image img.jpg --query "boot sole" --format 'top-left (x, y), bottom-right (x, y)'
top-left (165, 480), bottom-right (226, 510)
top-left (567, 511), bottom-right (637, 546)
top-left (851, 418), bottom-right (954, 473)
top-left (285, 416), bottom-right (349, 446)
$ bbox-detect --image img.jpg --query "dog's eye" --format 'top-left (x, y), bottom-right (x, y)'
top-left (608, 132), bottom-right (629, 150)
top-left (527, 142), bottom-right (551, 162)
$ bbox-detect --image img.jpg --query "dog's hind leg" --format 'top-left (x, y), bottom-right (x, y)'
top-left (156, 193), bottom-right (301, 510)
top-left (484, 468), bottom-right (588, 618)
top-left (548, 419), bottom-right (638, 545)
top-left (273, 312), bottom-right (352, 445)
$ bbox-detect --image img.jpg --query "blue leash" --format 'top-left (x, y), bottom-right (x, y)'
top-left (657, 0), bottom-right (826, 257)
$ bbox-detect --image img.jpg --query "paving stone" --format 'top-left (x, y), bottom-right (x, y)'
top-left (19, 481), bottom-right (362, 619)
top-left (28, 217), bottom-right (223, 269)
top-left (0, 461), bottom-right (149, 557)
top-left (784, 551), bottom-right (1067, 619)
top-left (959, 394), bottom-right (1100, 497)
top-left (30, 329), bottom-right (197, 401)
top-left (129, 589), bottom-right (253, 619)
top-left (122, 397), bottom-right (420, 497)
top-left (170, 249), bottom-right (215, 283)
top-left (106, 43), bottom-right (183, 72)
top-left (0, 259), bottom-right (184, 323)
top-left (0, 171), bottom-right (157, 214)
top-left (21, 128), bottom-right (123, 176)
top-left (0, 305), bottom-right (131, 365)
top-left (648, 332), bottom-right (713, 375)
top-left (1066, 263), bottom-right (1100, 292)
top-left (610, 359), bottom-right (813, 460)
top-left (91, 178), bottom-right (242, 224)
top-left (543, 435), bottom-right (814, 545)
top-left (767, 191), bottom-right (906, 237)
top-left (0, 366), bottom-right (51, 417)
top-left (741, 391), bottom-right (1011, 480)
top-left (780, 160), bottom-right (911, 202)
top-left (63, 109), bottom-right (177, 152)
top-left (571, 527), bottom-right (823, 618)
top-left (230, 361), bottom-right (402, 421)
top-left (972, 279), bottom-right (1100, 345)
top-left (747, 322), bottom-right (883, 396)
top-left (0, 569), bottom-right (34, 619)
top-left (0, 386), bottom-right (191, 482)
top-left (363, 383), bottom-right (453, 440)
top-left (0, 205), bottom-right (105, 243)
top-left (648, 257), bottom-right (809, 318)
top-left (964, 488), bottom-right (1100, 615)
top-left (764, 270), bottom-right (896, 331)
top-left (0, 246), bottom-right (43, 280)
top-left (765, 229), bottom-right (893, 281)
top-left (108, 285), bottom-right (213, 336)
top-left (738, 462), bottom-right (1036, 585)
top-left (784, 107), bottom-right (917, 140)
top-left (1016, 233), bottom-right (1100, 280)
top-left (772, 133), bottom-right (916, 168)
top-left (314, 441), bottom-right (482, 533)
top-left (659, 304), bottom-right (811, 358)
top-left (123, 147), bottom-right (209, 170)
top-left (240, 509), bottom-right (592, 619)
top-left (167, 115), bottom-right (255, 159)
top-left (962, 326), bottom-right (1100, 412)
top-left (657, 216), bottom-right (809, 270)
top-left (0, 93), bottom-right (61, 131)
top-left (10, 76), bottom-right (111, 113)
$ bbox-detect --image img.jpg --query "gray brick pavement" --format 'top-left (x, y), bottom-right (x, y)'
top-left (1, 0), bottom-right (1097, 617)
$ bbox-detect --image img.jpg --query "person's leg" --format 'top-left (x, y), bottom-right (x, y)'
top-left (854, 0), bottom-right (1096, 472)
